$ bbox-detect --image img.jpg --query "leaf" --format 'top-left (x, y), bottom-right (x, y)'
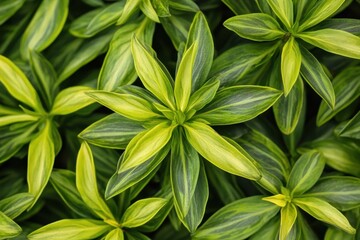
top-left (192, 196), bottom-right (280, 239)
top-left (0, 193), bottom-right (34, 219)
top-left (0, 211), bottom-right (21, 239)
top-left (69, 1), bottom-right (124, 38)
top-left (317, 66), bottom-right (360, 126)
top-left (0, 115), bottom-right (38, 128)
top-left (131, 36), bottom-right (175, 109)
top-left (224, 13), bottom-right (285, 42)
top-left (27, 219), bottom-right (112, 240)
top-left (120, 121), bottom-right (175, 171)
top-left (222, 0), bottom-right (259, 14)
top-left (98, 17), bottom-right (155, 91)
top-left (249, 217), bottom-right (280, 240)
top-left (140, 0), bottom-right (160, 23)
top-left (51, 86), bottom-right (95, 115)
top-left (185, 12), bottom-right (214, 91)
top-left (121, 198), bottom-right (168, 228)
top-left (298, 29), bottom-right (360, 59)
top-left (27, 120), bottom-right (55, 208)
top-left (196, 85), bottom-right (282, 125)
top-left (79, 113), bottom-right (145, 149)
top-left (152, 0), bottom-right (170, 17)
top-left (299, 45), bottom-right (335, 109)
top-left (281, 37), bottom-right (301, 96)
top-left (293, 197), bottom-right (356, 234)
top-left (105, 228), bottom-right (124, 240)
top-left (338, 111), bottom-right (360, 139)
top-left (280, 203), bottom-right (297, 240)
top-left (169, 0), bottom-right (199, 12)
top-left (0, 0), bottom-right (25, 25)
top-left (298, 0), bottom-right (346, 31)
top-left (305, 176), bottom-right (360, 211)
top-left (105, 145), bottom-right (169, 199)
top-left (0, 56), bottom-right (43, 112)
top-left (266, 0), bottom-right (293, 29)
top-left (50, 170), bottom-right (93, 218)
top-left (287, 151), bottom-right (325, 196)
top-left (20, 0), bottom-right (69, 59)
top-left (313, 18), bottom-right (360, 36)
top-left (184, 121), bottom-right (261, 180)
top-left (87, 91), bottom-right (160, 122)
top-left (160, 13), bottom-right (191, 50)
top-left (174, 41), bottom-right (198, 111)
top-left (76, 142), bottom-right (115, 221)
top-left (117, 0), bottom-right (141, 25)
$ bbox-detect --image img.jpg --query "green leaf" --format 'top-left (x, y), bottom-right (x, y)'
top-left (76, 142), bottom-right (115, 221)
top-left (222, 0), bottom-right (259, 14)
top-left (105, 145), bottom-right (169, 199)
top-left (51, 86), bottom-right (95, 115)
top-left (208, 42), bottom-right (278, 87)
top-left (298, 0), bottom-right (345, 31)
top-left (293, 197), bottom-right (356, 234)
top-left (299, 45), bottom-right (335, 109)
top-left (0, 114), bottom-right (38, 128)
top-left (313, 18), bottom-right (360, 36)
top-left (338, 111), bottom-right (360, 139)
top-left (131, 36), bottom-right (175, 109)
top-left (184, 121), bottom-right (261, 180)
top-left (20, 0), bottom-right (69, 59)
top-left (0, 0), bottom-right (25, 25)
top-left (305, 176), bottom-right (360, 211)
top-left (69, 1), bottom-right (124, 38)
top-left (0, 56), bottom-right (43, 112)
top-left (27, 120), bottom-right (55, 208)
top-left (79, 113), bottom-right (145, 149)
top-left (298, 29), bottom-right (360, 59)
top-left (0, 193), bottom-right (34, 219)
top-left (160, 13), bottom-right (191, 50)
top-left (196, 85), bottom-right (282, 125)
top-left (317, 66), bottom-right (360, 126)
top-left (120, 121), bottom-right (175, 171)
top-left (105, 228), bottom-right (124, 240)
top-left (121, 198), bottom-right (168, 228)
top-left (50, 170), bottom-right (94, 218)
top-left (193, 196), bottom-right (280, 239)
top-left (266, 0), bottom-right (293, 29)
top-left (280, 203), bottom-right (297, 240)
top-left (224, 13), bottom-right (285, 42)
top-left (287, 151), bottom-right (325, 196)
top-left (0, 211), bottom-right (21, 239)
top-left (140, 0), bottom-right (160, 23)
top-left (281, 37), bottom-right (301, 96)
top-left (174, 41), bottom-right (198, 111)
top-left (169, 0), bottom-right (199, 12)
top-left (185, 12), bottom-right (214, 91)
top-left (249, 217), bottom-right (280, 240)
top-left (98, 17), bottom-right (155, 91)
top-left (87, 91), bottom-right (160, 122)
top-left (152, 0), bottom-right (171, 17)
top-left (27, 219), bottom-right (112, 240)
top-left (117, 0), bottom-right (141, 25)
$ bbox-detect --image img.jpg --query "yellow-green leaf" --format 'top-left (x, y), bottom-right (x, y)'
top-left (266, 0), bottom-right (293, 29)
top-left (117, 0), bottom-right (141, 25)
top-left (280, 203), bottom-right (297, 240)
top-left (105, 228), bottom-right (124, 240)
top-left (140, 0), bottom-right (160, 23)
top-left (0, 114), bottom-right (38, 127)
top-left (281, 37), bottom-right (301, 96)
top-left (184, 121), bottom-right (261, 180)
top-left (76, 142), bottom-right (115, 221)
top-left (0, 211), bottom-right (21, 239)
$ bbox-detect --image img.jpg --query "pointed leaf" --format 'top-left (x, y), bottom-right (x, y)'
top-left (197, 85), bottom-right (282, 125)
top-left (280, 203), bottom-right (297, 240)
top-left (87, 91), bottom-right (160, 122)
top-left (117, 0), bottom-right (141, 25)
top-left (298, 29), bottom-right (360, 59)
top-left (338, 111), bottom-right (360, 139)
top-left (76, 142), bottom-right (115, 221)
top-left (293, 197), bottom-right (356, 234)
top-left (0, 56), bottom-right (43, 112)
top-left (287, 151), bottom-right (325, 196)
top-left (79, 113), bottom-right (145, 149)
top-left (224, 13), bottom-right (285, 41)
top-left (27, 120), bottom-right (55, 208)
top-left (20, 0), bottom-right (69, 59)
top-left (0, 0), bottom-right (25, 25)
top-left (120, 121), bottom-right (175, 171)
top-left (184, 121), bottom-right (261, 180)
top-left (187, 80), bottom-right (219, 112)
top-left (105, 228), bottom-right (124, 240)
top-left (121, 198), bottom-right (168, 228)
top-left (0, 193), bottom-right (34, 219)
top-left (298, 0), bottom-right (345, 31)
top-left (193, 196), bottom-right (280, 239)
top-left (0, 114), bottom-right (38, 128)
top-left (51, 86), bottom-right (95, 115)
top-left (140, 0), bottom-right (160, 23)
top-left (266, 0), bottom-right (293, 29)
top-left (249, 217), bottom-right (280, 240)
top-left (131, 36), bottom-right (175, 109)
top-left (281, 37), bottom-right (301, 96)
top-left (300, 45), bottom-right (335, 109)
top-left (27, 219), bottom-right (112, 240)
top-left (0, 211), bottom-right (21, 239)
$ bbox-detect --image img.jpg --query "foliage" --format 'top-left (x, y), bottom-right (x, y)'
top-left (0, 0), bottom-right (359, 239)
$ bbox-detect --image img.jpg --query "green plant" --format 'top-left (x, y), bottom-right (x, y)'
top-left (0, 0), bottom-right (359, 239)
